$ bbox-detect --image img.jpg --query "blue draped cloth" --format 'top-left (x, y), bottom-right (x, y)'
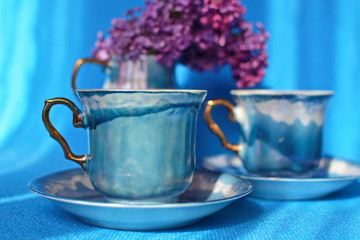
top-left (1, 0), bottom-right (360, 239)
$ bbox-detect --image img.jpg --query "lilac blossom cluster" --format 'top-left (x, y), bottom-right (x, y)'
top-left (93, 0), bottom-right (269, 88)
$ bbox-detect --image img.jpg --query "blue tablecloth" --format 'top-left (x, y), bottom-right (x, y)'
top-left (1, 150), bottom-right (360, 240)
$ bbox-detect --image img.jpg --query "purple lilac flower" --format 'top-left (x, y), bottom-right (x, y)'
top-left (93, 0), bottom-right (269, 88)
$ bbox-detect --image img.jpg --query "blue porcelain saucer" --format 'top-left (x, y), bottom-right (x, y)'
top-left (28, 168), bottom-right (252, 230)
top-left (203, 155), bottom-right (360, 200)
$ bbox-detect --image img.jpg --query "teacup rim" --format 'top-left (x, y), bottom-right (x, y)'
top-left (76, 89), bottom-right (207, 94)
top-left (230, 89), bottom-right (334, 96)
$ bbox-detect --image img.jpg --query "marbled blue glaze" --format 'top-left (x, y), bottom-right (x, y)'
top-left (77, 90), bottom-right (207, 202)
top-left (231, 90), bottom-right (333, 177)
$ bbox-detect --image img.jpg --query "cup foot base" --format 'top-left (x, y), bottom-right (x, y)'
top-left (104, 196), bottom-right (180, 204)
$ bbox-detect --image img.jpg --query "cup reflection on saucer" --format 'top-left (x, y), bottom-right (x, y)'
top-left (28, 168), bottom-right (253, 230)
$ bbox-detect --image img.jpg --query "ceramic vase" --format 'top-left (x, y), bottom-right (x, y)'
top-left (71, 55), bottom-right (175, 94)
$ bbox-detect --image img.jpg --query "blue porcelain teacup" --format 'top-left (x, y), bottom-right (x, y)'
top-left (42, 89), bottom-right (207, 203)
top-left (205, 90), bottom-right (333, 177)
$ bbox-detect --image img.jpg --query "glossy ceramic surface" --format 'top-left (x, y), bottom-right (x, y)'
top-left (103, 55), bottom-right (174, 89)
top-left (80, 90), bottom-right (207, 202)
top-left (71, 56), bottom-right (174, 94)
top-left (28, 168), bottom-right (252, 230)
top-left (203, 154), bottom-right (360, 200)
top-left (43, 90), bottom-right (207, 203)
top-left (206, 90), bottom-right (333, 177)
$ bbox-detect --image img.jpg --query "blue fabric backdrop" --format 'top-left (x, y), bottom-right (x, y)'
top-left (1, 1), bottom-right (360, 239)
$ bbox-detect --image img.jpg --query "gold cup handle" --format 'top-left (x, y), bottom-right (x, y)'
top-left (71, 58), bottom-right (109, 94)
top-left (42, 98), bottom-right (86, 170)
top-left (204, 99), bottom-right (241, 153)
